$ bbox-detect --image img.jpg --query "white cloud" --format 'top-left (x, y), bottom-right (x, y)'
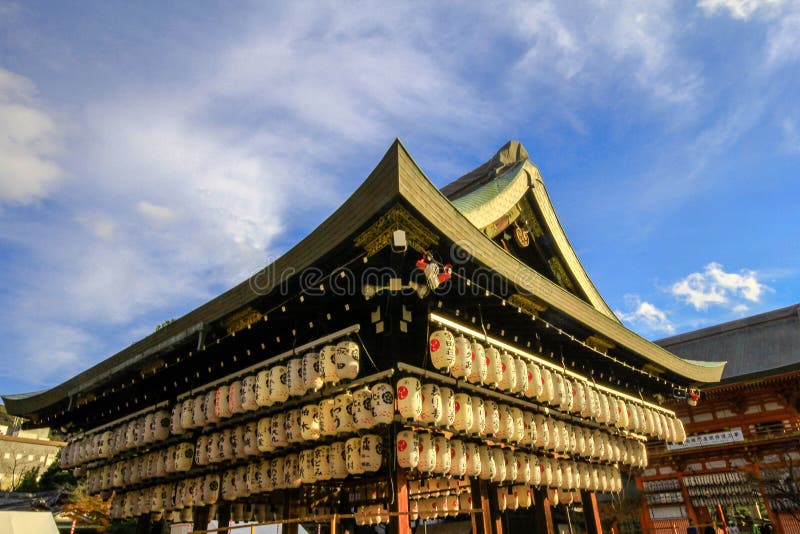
top-left (782, 117), bottom-right (800, 152)
top-left (766, 12), bottom-right (800, 67)
top-left (697, 0), bottom-right (786, 20)
top-left (0, 67), bottom-right (62, 204)
top-left (137, 201), bottom-right (177, 226)
top-left (671, 262), bottom-right (769, 310)
top-left (509, 0), bottom-right (702, 106)
top-left (616, 295), bottom-right (676, 334)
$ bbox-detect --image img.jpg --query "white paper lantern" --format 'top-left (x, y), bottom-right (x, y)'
top-left (515, 451), bottom-right (530, 483)
top-left (286, 408), bottom-right (303, 444)
top-left (449, 439), bottom-right (466, 477)
top-left (175, 442), bottom-right (194, 472)
top-left (335, 340), bottom-right (360, 380)
top-left (533, 414), bottom-right (549, 448)
top-left (257, 417), bottom-right (274, 453)
top-left (528, 454), bottom-right (541, 486)
top-left (553, 374), bottom-right (567, 411)
top-left (440, 387), bottom-right (455, 428)
top-left (429, 330), bottom-right (456, 371)
top-left (170, 404), bottom-right (184, 436)
top-left (243, 422), bottom-right (258, 456)
top-left (538, 368), bottom-right (554, 404)
top-left (503, 449), bottom-right (517, 483)
top-left (361, 434), bottom-right (383, 472)
top-left (526, 362), bottom-right (543, 399)
top-left (478, 445), bottom-right (495, 480)
top-left (675, 417), bottom-right (687, 442)
top-left (498, 352), bottom-right (516, 392)
top-left (561, 378), bottom-right (574, 412)
top-left (463, 441), bottom-right (480, 478)
top-left (287, 358), bottom-right (305, 397)
top-left (468, 342), bottom-right (487, 384)
top-left (141, 414), bottom-right (155, 446)
top-left (270, 413), bottom-right (288, 449)
top-left (300, 449), bottom-right (316, 485)
top-left (352, 388), bottom-right (374, 430)
top-left (451, 335), bottom-right (473, 378)
top-left (319, 345), bottom-right (338, 384)
top-left (268, 365), bottom-right (289, 404)
top-left (333, 392), bottom-right (354, 434)
top-left (191, 395), bottom-right (206, 430)
top-left (396, 377), bottom-right (422, 420)
top-left (520, 411), bottom-right (534, 445)
top-left (345, 437), bottom-right (364, 475)
top-left (227, 380), bottom-right (243, 415)
top-left (492, 447), bottom-right (506, 483)
top-left (420, 383), bottom-right (442, 425)
top-left (495, 403), bottom-right (513, 441)
top-left (510, 407), bottom-right (525, 444)
top-left (300, 403), bottom-right (321, 441)
top-left (433, 436), bottom-right (451, 474)
top-left (241, 375), bottom-right (258, 411)
top-left (233, 425), bottom-right (247, 457)
top-left (195, 435), bottom-right (209, 466)
top-left (519, 485), bottom-right (534, 508)
top-left (302, 351), bottom-right (323, 392)
top-left (452, 393), bottom-right (473, 432)
top-left (284, 453), bottom-right (301, 488)
top-left (329, 442), bottom-right (348, 479)
top-left (417, 433), bottom-right (436, 473)
top-left (469, 396), bottom-right (485, 435)
top-left (314, 445), bottom-right (332, 482)
top-left (256, 369), bottom-right (271, 407)
top-left (215, 386), bottom-right (232, 419)
top-left (484, 346), bottom-right (501, 387)
top-left (271, 456), bottom-right (285, 488)
top-left (396, 429), bottom-right (419, 469)
top-left (506, 486), bottom-right (519, 511)
top-left (371, 382), bottom-right (394, 424)
top-left (485, 400), bottom-right (500, 437)
top-left (319, 398), bottom-right (337, 436)
top-left (596, 393), bottom-right (610, 424)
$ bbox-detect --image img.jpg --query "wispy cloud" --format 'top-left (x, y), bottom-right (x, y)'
top-left (0, 67), bottom-right (62, 204)
top-left (616, 295), bottom-right (676, 335)
top-left (697, 0), bottom-right (786, 20)
top-left (671, 262), bottom-right (769, 311)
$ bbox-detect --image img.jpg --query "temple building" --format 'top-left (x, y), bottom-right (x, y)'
top-left (2, 140), bottom-right (724, 534)
top-left (638, 304), bottom-right (800, 534)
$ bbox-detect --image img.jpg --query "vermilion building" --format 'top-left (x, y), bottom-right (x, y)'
top-left (638, 304), bottom-right (800, 534)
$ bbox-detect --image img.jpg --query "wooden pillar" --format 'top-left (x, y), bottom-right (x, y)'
top-left (282, 494), bottom-right (298, 534)
top-left (136, 514), bottom-right (152, 534)
top-left (192, 506), bottom-right (210, 533)
top-left (392, 468), bottom-right (411, 534)
top-left (217, 504), bottom-right (231, 532)
top-left (471, 479), bottom-right (494, 534)
top-left (487, 484), bottom-right (504, 534)
top-left (534, 488), bottom-right (554, 534)
top-left (581, 490), bottom-right (603, 534)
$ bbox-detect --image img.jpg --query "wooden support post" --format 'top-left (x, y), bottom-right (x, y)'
top-left (282, 495), bottom-right (298, 534)
top-left (136, 514), bottom-right (152, 534)
top-left (470, 479), bottom-right (494, 534)
top-left (217, 504), bottom-right (231, 533)
top-left (193, 506), bottom-right (210, 533)
top-left (487, 484), bottom-right (504, 534)
top-left (330, 512), bottom-right (338, 534)
top-left (581, 490), bottom-right (603, 534)
top-left (534, 487), bottom-right (554, 534)
top-left (392, 467), bottom-right (412, 534)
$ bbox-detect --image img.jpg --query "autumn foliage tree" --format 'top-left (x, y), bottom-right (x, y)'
top-left (60, 481), bottom-right (112, 532)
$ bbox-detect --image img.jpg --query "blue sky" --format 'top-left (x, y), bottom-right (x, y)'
top-left (1, 0), bottom-right (799, 396)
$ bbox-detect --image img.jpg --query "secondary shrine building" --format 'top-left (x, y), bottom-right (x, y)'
top-left (3, 141), bottom-right (724, 534)
top-left (638, 304), bottom-right (800, 534)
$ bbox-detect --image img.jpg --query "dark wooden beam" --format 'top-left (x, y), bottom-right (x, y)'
top-left (471, 479), bottom-right (494, 534)
top-left (534, 488), bottom-right (554, 534)
top-left (581, 490), bottom-right (603, 534)
top-left (193, 506), bottom-right (210, 532)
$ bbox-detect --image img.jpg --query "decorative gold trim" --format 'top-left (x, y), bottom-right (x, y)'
top-left (354, 204), bottom-right (440, 256)
top-left (223, 307), bottom-right (263, 337)
top-left (509, 293), bottom-right (549, 314)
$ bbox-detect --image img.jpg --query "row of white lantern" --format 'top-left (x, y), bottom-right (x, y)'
top-left (99, 433), bottom-right (384, 506)
top-left (61, 340), bottom-right (363, 470)
top-left (396, 380), bottom-right (648, 467)
top-left (86, 442), bottom-right (195, 494)
top-left (109, 474), bottom-right (219, 520)
top-left (397, 431), bottom-right (623, 493)
top-left (428, 330), bottom-right (686, 442)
